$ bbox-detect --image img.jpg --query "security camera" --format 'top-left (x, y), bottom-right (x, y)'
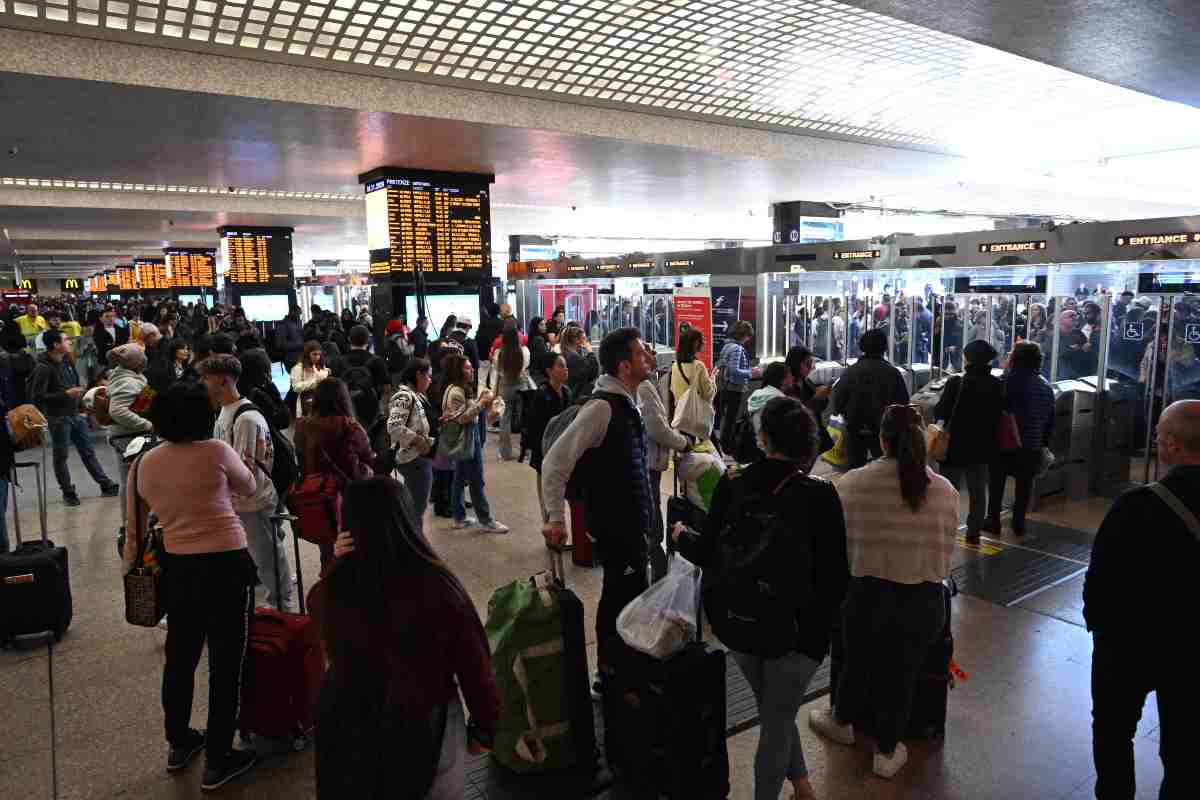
top-left (6, 146), bottom-right (17, 156)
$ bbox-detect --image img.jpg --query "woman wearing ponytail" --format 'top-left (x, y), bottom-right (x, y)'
top-left (809, 403), bottom-right (959, 780)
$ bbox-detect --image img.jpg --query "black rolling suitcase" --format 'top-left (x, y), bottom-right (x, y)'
top-left (602, 559), bottom-right (730, 800)
top-left (1, 451), bottom-right (73, 646)
top-left (906, 579), bottom-right (955, 739)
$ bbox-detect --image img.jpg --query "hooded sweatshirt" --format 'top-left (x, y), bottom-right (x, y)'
top-left (107, 366), bottom-right (155, 437)
top-left (746, 384), bottom-right (786, 436)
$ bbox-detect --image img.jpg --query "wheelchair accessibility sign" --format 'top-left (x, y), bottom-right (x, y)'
top-left (1123, 321), bottom-right (1143, 341)
top-left (1186, 323), bottom-right (1200, 345)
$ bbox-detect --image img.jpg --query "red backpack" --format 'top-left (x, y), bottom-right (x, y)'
top-left (286, 447), bottom-right (347, 547)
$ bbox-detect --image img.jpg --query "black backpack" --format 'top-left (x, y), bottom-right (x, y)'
top-left (704, 466), bottom-right (815, 658)
top-left (246, 385), bottom-right (291, 432)
top-left (231, 402), bottom-right (299, 501)
top-left (342, 359), bottom-right (378, 409)
top-left (730, 410), bottom-right (764, 465)
top-left (384, 333), bottom-right (411, 374)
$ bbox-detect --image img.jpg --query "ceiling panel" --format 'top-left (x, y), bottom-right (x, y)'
top-left (3, 0), bottom-right (1200, 157)
top-left (838, 1), bottom-right (1200, 108)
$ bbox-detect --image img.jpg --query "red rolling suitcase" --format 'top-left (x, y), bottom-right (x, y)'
top-left (568, 499), bottom-right (595, 567)
top-left (238, 513), bottom-right (323, 750)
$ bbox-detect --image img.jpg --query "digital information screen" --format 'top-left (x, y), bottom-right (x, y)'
top-left (105, 271), bottom-right (120, 289)
top-left (404, 294), bottom-right (481, 339)
top-left (88, 275), bottom-right (106, 293)
top-left (954, 274), bottom-right (1047, 294)
top-left (218, 227), bottom-right (294, 288)
top-left (116, 266), bottom-right (138, 291)
top-left (1138, 272), bottom-right (1200, 293)
top-left (240, 293), bottom-right (291, 322)
top-left (361, 168), bottom-right (493, 280)
top-left (163, 249), bottom-right (215, 289)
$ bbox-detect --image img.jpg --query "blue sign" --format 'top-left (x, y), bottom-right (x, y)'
top-left (710, 286), bottom-right (740, 354)
top-left (1186, 323), bottom-right (1200, 345)
top-left (1123, 321), bottom-right (1144, 341)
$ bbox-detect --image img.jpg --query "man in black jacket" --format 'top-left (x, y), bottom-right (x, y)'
top-left (831, 329), bottom-right (909, 467)
top-left (475, 302), bottom-right (502, 363)
top-left (541, 328), bottom-right (655, 690)
top-left (1084, 399), bottom-right (1200, 800)
top-left (28, 330), bottom-right (119, 506)
top-left (93, 307), bottom-right (129, 366)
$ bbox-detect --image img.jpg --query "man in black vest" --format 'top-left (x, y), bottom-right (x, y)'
top-left (1084, 399), bottom-right (1200, 800)
top-left (542, 327), bottom-right (656, 681)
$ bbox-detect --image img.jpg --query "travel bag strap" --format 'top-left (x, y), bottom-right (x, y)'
top-left (1148, 482), bottom-right (1200, 543)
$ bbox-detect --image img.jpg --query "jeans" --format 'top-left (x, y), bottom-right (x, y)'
top-left (161, 549), bottom-right (256, 760)
top-left (1092, 632), bottom-right (1194, 800)
top-left (426, 699), bottom-right (466, 800)
top-left (238, 507), bottom-right (295, 611)
top-left (989, 448), bottom-right (1040, 532)
top-left (497, 384), bottom-right (519, 460)
top-left (834, 576), bottom-right (946, 755)
top-left (648, 470), bottom-right (668, 583)
top-left (451, 420), bottom-right (493, 524)
top-left (732, 650), bottom-right (821, 799)
top-left (109, 436), bottom-right (136, 524)
top-left (940, 462), bottom-right (989, 536)
top-left (397, 456), bottom-right (434, 529)
top-left (0, 478), bottom-right (9, 553)
top-left (49, 415), bottom-right (113, 495)
top-left (596, 552), bottom-right (649, 669)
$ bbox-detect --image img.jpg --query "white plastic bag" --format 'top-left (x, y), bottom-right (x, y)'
top-left (617, 555), bottom-right (701, 659)
top-left (671, 384), bottom-right (715, 439)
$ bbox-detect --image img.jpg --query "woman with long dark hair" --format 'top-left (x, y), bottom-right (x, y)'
top-left (290, 340), bottom-right (329, 418)
top-left (440, 353), bottom-right (507, 533)
top-left (388, 357), bottom-right (438, 525)
top-left (312, 477), bottom-right (499, 799)
top-left (487, 327), bottom-right (534, 461)
top-left (526, 316), bottom-right (550, 385)
top-left (294, 378), bottom-right (375, 567)
top-left (810, 403), bottom-right (958, 780)
top-left (147, 337), bottom-right (196, 394)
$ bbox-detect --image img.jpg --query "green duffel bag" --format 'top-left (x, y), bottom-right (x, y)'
top-left (485, 570), bottom-right (594, 774)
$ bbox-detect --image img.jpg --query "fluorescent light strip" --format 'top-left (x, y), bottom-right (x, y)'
top-left (0, 176), bottom-right (358, 201)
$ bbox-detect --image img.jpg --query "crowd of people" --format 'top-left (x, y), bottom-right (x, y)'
top-left (0, 289), bottom-right (1191, 800)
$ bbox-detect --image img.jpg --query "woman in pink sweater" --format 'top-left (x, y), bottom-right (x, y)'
top-left (121, 381), bottom-right (262, 791)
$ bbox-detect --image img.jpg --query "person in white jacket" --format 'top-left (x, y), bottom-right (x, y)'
top-left (105, 343), bottom-right (155, 525)
top-left (289, 341), bottom-right (329, 418)
top-left (386, 358), bottom-right (435, 526)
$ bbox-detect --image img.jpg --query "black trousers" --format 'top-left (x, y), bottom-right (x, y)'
top-left (162, 549), bottom-right (257, 760)
top-left (1092, 632), bottom-right (1196, 800)
top-left (988, 448), bottom-right (1040, 532)
top-left (431, 468), bottom-right (453, 515)
top-left (846, 424), bottom-right (883, 469)
top-left (596, 549), bottom-right (649, 670)
top-left (834, 576), bottom-right (946, 755)
top-left (717, 389), bottom-right (746, 452)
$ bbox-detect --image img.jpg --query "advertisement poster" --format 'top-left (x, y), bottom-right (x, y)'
top-left (710, 286), bottom-right (740, 356)
top-left (674, 287), bottom-right (713, 369)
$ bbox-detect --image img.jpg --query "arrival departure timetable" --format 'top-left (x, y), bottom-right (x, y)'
top-left (135, 257), bottom-right (172, 290)
top-left (217, 227), bottom-right (294, 288)
top-left (361, 168), bottom-right (493, 280)
top-left (163, 249), bottom-right (215, 289)
top-left (116, 266), bottom-right (138, 291)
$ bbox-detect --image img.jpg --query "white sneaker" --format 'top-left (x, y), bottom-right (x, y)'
top-left (479, 519), bottom-right (510, 534)
top-left (452, 517), bottom-right (479, 530)
top-left (872, 742), bottom-right (908, 779)
top-left (809, 707), bottom-right (855, 745)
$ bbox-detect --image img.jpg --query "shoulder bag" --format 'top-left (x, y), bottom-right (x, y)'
top-left (124, 455), bottom-right (167, 627)
top-left (436, 389), bottom-right (478, 462)
top-left (926, 376), bottom-right (962, 462)
top-left (286, 424), bottom-right (351, 547)
top-left (996, 379), bottom-right (1023, 452)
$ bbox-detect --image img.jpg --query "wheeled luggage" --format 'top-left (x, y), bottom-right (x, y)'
top-left (238, 513), bottom-right (322, 750)
top-left (485, 543), bottom-right (596, 774)
top-left (602, 557), bottom-right (730, 800)
top-left (568, 499), bottom-right (595, 567)
top-left (1, 452), bottom-right (73, 645)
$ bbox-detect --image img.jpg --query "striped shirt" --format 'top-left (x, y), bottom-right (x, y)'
top-left (837, 458), bottom-right (959, 585)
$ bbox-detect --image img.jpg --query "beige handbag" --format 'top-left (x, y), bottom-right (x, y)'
top-left (927, 377), bottom-right (963, 463)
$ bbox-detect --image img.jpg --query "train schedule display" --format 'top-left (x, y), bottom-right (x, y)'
top-left (217, 227), bottom-right (294, 288)
top-left (163, 248), bottom-right (215, 289)
top-left (361, 167), bottom-right (493, 281)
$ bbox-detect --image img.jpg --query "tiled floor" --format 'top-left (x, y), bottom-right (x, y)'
top-left (0, 432), bottom-right (1168, 799)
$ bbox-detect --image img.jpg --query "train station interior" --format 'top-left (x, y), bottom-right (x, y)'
top-left (2, 1), bottom-right (1199, 798)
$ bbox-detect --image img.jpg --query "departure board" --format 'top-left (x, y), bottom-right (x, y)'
top-left (106, 270), bottom-right (120, 289)
top-left (217, 227), bottom-right (294, 288)
top-left (163, 249), bottom-right (215, 289)
top-left (360, 167), bottom-right (493, 281)
top-left (116, 266), bottom-right (138, 291)
top-left (88, 275), bottom-right (105, 293)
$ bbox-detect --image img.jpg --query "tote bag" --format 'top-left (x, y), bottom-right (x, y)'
top-left (671, 364), bottom-right (715, 439)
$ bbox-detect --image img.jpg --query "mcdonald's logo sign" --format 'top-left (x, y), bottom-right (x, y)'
top-left (18, 278), bottom-right (36, 293)
top-left (62, 278), bottom-right (81, 291)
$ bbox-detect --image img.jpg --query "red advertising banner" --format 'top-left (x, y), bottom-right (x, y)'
top-left (673, 287), bottom-right (713, 369)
